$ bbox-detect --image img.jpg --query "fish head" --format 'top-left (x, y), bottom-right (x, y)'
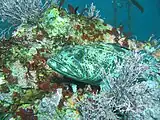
top-left (47, 46), bottom-right (85, 81)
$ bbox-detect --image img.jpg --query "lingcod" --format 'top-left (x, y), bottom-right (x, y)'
top-left (47, 42), bottom-right (160, 91)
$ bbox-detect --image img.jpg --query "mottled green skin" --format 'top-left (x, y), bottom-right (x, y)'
top-left (47, 43), bottom-right (130, 88)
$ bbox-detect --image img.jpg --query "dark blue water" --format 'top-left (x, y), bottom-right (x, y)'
top-left (0, 0), bottom-right (160, 41)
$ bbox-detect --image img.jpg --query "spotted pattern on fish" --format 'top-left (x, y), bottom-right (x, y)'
top-left (47, 43), bottom-right (130, 85)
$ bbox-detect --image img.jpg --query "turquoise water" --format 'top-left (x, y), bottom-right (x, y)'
top-left (64, 0), bottom-right (160, 41)
top-left (1, 0), bottom-right (160, 41)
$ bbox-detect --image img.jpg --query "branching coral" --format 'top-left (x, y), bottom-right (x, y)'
top-left (106, 52), bottom-right (160, 118)
top-left (77, 51), bottom-right (160, 119)
top-left (85, 3), bottom-right (101, 19)
top-left (37, 89), bottom-right (63, 120)
top-left (77, 92), bottom-right (119, 120)
top-left (0, 0), bottom-right (55, 25)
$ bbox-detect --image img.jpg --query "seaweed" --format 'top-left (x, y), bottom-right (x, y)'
top-left (58, 0), bottom-right (65, 10)
top-left (68, 4), bottom-right (79, 14)
top-left (130, 0), bottom-right (144, 13)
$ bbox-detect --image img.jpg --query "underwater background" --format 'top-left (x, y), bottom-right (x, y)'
top-left (1, 0), bottom-right (160, 41)
top-left (0, 0), bottom-right (160, 120)
top-left (65, 0), bottom-right (160, 41)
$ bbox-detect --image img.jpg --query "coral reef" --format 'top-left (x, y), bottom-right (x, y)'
top-left (0, 0), bottom-right (55, 24)
top-left (0, 1), bottom-right (160, 120)
top-left (77, 92), bottom-right (119, 120)
top-left (37, 88), bottom-right (62, 120)
top-left (77, 52), bottom-right (160, 120)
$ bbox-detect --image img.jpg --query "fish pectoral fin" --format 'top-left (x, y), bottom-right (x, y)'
top-left (100, 80), bottom-right (111, 92)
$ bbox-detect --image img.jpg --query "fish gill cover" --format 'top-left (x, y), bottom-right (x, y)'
top-left (0, 0), bottom-right (160, 120)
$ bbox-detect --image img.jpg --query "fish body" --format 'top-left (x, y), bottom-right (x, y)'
top-left (47, 43), bottom-right (130, 91)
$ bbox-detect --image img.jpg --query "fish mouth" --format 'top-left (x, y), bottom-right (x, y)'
top-left (47, 58), bottom-right (82, 80)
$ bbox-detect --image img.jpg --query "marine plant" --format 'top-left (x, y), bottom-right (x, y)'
top-left (77, 51), bottom-right (160, 119)
top-left (37, 89), bottom-right (63, 120)
top-left (40, 6), bottom-right (71, 38)
top-left (0, 0), bottom-right (58, 39)
top-left (77, 92), bottom-right (119, 120)
top-left (0, 0), bottom-right (55, 25)
top-left (85, 2), bottom-right (101, 19)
